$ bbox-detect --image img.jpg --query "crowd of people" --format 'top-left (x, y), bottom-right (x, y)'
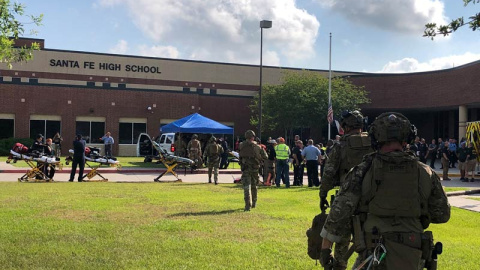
top-left (410, 136), bottom-right (477, 182)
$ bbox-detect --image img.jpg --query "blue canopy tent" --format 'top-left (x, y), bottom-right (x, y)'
top-left (160, 113), bottom-right (233, 134)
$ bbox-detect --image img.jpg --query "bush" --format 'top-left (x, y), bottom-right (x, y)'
top-left (0, 138), bottom-right (34, 155)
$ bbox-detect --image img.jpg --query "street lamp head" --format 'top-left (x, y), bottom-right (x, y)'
top-left (260, 20), bottom-right (272, 29)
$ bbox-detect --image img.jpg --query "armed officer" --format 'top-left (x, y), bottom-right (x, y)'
top-left (203, 136), bottom-right (224, 184)
top-left (319, 110), bottom-right (373, 270)
top-left (187, 134), bottom-right (203, 168)
top-left (239, 130), bottom-right (268, 211)
top-left (320, 112), bottom-right (450, 269)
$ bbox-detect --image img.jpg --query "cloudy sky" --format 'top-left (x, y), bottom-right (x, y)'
top-left (20, 0), bottom-right (480, 73)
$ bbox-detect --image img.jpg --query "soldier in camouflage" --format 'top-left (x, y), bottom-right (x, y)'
top-left (319, 110), bottom-right (373, 270)
top-left (320, 112), bottom-right (450, 270)
top-left (187, 134), bottom-right (203, 168)
top-left (239, 130), bottom-right (268, 211)
top-left (203, 136), bottom-right (224, 184)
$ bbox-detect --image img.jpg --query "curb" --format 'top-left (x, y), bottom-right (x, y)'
top-left (446, 189), bottom-right (480, 197)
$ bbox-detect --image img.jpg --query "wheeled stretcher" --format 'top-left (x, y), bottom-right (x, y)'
top-left (7, 149), bottom-right (62, 182)
top-left (66, 147), bottom-right (121, 182)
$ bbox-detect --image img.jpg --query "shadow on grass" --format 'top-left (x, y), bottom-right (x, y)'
top-left (169, 209), bottom-right (240, 217)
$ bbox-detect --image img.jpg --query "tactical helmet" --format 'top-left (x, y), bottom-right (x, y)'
top-left (369, 112), bottom-right (417, 145)
top-left (340, 110), bottom-right (364, 129)
top-left (245, 130), bottom-right (255, 139)
top-left (209, 136), bottom-right (216, 142)
top-left (192, 134), bottom-right (198, 139)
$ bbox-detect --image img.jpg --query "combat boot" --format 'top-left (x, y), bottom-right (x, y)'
top-left (244, 206), bottom-right (250, 212)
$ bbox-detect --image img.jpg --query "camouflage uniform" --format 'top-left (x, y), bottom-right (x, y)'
top-left (320, 113), bottom-right (451, 270)
top-left (175, 135), bottom-right (187, 158)
top-left (187, 135), bottom-right (203, 168)
top-left (319, 111), bottom-right (373, 270)
top-left (239, 130), bottom-right (268, 211)
top-left (203, 137), bottom-right (224, 184)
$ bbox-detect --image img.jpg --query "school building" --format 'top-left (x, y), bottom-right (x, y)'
top-left (1, 38), bottom-right (478, 155)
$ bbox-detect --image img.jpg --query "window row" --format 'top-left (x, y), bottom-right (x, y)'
top-left (0, 119), bottom-right (146, 144)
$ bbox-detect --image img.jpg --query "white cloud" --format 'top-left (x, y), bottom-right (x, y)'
top-left (318, 0), bottom-right (447, 34)
top-left (138, 45), bottom-right (179, 59)
top-left (108, 40), bottom-right (129, 54)
top-left (95, 0), bottom-right (319, 66)
top-left (379, 52), bottom-right (480, 73)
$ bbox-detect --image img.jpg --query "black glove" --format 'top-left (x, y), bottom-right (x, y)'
top-left (319, 248), bottom-right (333, 268)
top-left (320, 196), bottom-right (330, 211)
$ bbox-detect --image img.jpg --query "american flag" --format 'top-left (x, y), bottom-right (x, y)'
top-left (327, 103), bottom-right (333, 124)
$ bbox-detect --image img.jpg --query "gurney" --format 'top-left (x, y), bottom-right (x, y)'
top-left (150, 141), bottom-right (195, 182)
top-left (6, 143), bottom-right (62, 182)
top-left (66, 147), bottom-right (121, 182)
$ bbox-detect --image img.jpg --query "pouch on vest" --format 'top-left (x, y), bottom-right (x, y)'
top-left (383, 238), bottom-right (423, 269)
top-left (306, 211), bottom-right (328, 260)
top-left (339, 133), bottom-right (372, 184)
top-left (365, 157), bottom-right (422, 218)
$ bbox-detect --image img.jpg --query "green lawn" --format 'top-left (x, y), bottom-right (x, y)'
top-left (0, 182), bottom-right (477, 269)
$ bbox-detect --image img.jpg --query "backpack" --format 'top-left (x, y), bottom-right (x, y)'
top-left (306, 211), bottom-right (328, 261)
top-left (338, 133), bottom-right (373, 184)
top-left (12, 143), bottom-right (29, 154)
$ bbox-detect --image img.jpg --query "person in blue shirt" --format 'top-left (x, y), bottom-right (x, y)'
top-left (448, 138), bottom-right (457, 168)
top-left (301, 139), bottom-right (322, 187)
top-left (101, 132), bottom-right (115, 157)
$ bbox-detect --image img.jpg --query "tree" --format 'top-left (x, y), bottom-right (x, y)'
top-left (0, 0), bottom-right (43, 68)
top-left (424, 0), bottom-right (480, 39)
top-left (250, 71), bottom-right (370, 138)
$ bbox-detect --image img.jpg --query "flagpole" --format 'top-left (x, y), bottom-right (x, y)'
top-left (328, 33), bottom-right (332, 140)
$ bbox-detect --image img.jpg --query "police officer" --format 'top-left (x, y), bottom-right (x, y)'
top-left (239, 130), bottom-right (267, 211)
top-left (187, 134), bottom-right (203, 168)
top-left (320, 112), bottom-right (451, 269)
top-left (319, 110), bottom-right (373, 269)
top-left (203, 136), bottom-right (224, 184)
top-left (175, 133), bottom-right (187, 158)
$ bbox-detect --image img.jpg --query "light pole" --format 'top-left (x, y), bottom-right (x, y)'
top-left (259, 20), bottom-right (272, 142)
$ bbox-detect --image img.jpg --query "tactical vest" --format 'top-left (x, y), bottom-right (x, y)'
top-left (339, 133), bottom-right (372, 183)
top-left (359, 154), bottom-right (429, 218)
top-left (208, 143), bottom-right (219, 156)
top-left (239, 141), bottom-right (255, 158)
top-left (275, 144), bottom-right (289, 160)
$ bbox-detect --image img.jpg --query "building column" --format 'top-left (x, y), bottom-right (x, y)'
top-left (459, 105), bottom-right (467, 140)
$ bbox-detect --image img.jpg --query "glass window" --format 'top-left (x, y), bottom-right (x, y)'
top-left (119, 123), bottom-right (132, 144)
top-left (76, 121), bottom-right (105, 143)
top-left (30, 120), bottom-right (61, 139)
top-left (0, 119), bottom-right (14, 139)
top-left (46, 121), bottom-right (61, 139)
top-left (91, 122), bottom-right (105, 143)
top-left (118, 122), bottom-right (146, 144)
top-left (133, 123), bottom-right (146, 144)
top-left (166, 134), bottom-right (174, 144)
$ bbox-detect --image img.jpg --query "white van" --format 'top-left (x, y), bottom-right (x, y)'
top-left (136, 133), bottom-right (176, 157)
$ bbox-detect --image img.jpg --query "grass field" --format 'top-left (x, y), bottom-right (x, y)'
top-left (0, 182), bottom-right (478, 269)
